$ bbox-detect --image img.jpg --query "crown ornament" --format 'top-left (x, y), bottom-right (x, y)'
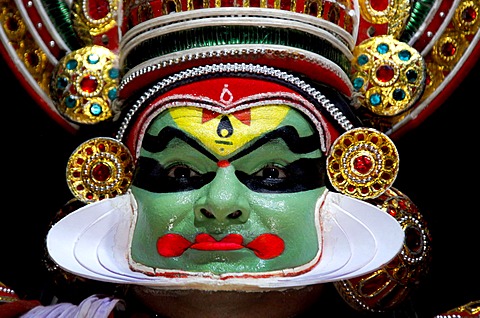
top-left (0, 0), bottom-right (477, 135)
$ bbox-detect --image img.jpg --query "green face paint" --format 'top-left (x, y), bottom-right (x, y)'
top-left (129, 105), bottom-right (326, 276)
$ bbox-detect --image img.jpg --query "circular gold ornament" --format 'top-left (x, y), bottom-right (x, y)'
top-left (352, 35), bottom-right (426, 116)
top-left (50, 45), bottom-right (119, 125)
top-left (66, 137), bottom-right (134, 203)
top-left (327, 127), bottom-right (399, 199)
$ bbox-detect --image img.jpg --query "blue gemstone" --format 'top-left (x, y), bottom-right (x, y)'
top-left (56, 77), bottom-right (68, 89)
top-left (370, 93), bottom-right (382, 106)
top-left (108, 88), bottom-right (117, 100)
top-left (377, 43), bottom-right (389, 54)
top-left (406, 70), bottom-right (418, 83)
top-left (87, 54), bottom-right (100, 64)
top-left (66, 59), bottom-right (78, 70)
top-left (398, 50), bottom-right (411, 61)
top-left (109, 68), bottom-right (119, 79)
top-left (393, 89), bottom-right (406, 101)
top-left (353, 77), bottom-right (365, 90)
top-left (90, 103), bottom-right (102, 116)
top-left (357, 54), bottom-right (369, 66)
top-left (65, 96), bottom-right (77, 108)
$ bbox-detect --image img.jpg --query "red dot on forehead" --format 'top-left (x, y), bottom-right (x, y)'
top-left (217, 160), bottom-right (230, 168)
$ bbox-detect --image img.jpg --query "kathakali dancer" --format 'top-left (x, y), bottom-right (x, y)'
top-left (0, 0), bottom-right (478, 316)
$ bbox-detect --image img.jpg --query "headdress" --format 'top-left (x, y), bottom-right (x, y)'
top-left (0, 0), bottom-right (477, 313)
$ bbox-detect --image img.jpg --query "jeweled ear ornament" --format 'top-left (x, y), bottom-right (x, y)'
top-left (50, 45), bottom-right (120, 125)
top-left (326, 127), bottom-right (399, 200)
top-left (66, 137), bottom-right (134, 203)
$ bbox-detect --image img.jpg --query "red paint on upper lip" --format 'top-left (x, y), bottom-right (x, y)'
top-left (156, 233), bottom-right (285, 259)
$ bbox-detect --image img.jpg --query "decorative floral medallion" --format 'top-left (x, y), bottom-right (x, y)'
top-left (352, 35), bottom-right (426, 117)
top-left (50, 45), bottom-right (119, 125)
top-left (66, 137), bottom-right (134, 203)
top-left (327, 127), bottom-right (399, 199)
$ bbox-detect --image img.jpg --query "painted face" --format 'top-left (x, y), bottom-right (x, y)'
top-left (129, 104), bottom-right (327, 277)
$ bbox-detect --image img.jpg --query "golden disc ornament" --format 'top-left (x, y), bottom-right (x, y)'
top-left (66, 137), bottom-right (134, 203)
top-left (327, 128), bottom-right (399, 200)
top-left (351, 35), bottom-right (426, 117)
top-left (50, 45), bottom-right (119, 125)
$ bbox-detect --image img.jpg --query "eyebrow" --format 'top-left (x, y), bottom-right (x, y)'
top-left (142, 125), bottom-right (319, 162)
top-left (142, 126), bottom-right (218, 162)
top-left (229, 126), bottom-right (320, 162)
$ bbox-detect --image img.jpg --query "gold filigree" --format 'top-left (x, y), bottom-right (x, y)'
top-left (352, 35), bottom-right (426, 117)
top-left (66, 137), bottom-right (134, 203)
top-left (50, 45), bottom-right (119, 124)
top-left (452, 0), bottom-right (480, 35)
top-left (359, 0), bottom-right (410, 37)
top-left (0, 0), bottom-right (52, 93)
top-left (71, 0), bottom-right (118, 42)
top-left (431, 30), bottom-right (470, 69)
top-left (327, 127), bottom-right (399, 199)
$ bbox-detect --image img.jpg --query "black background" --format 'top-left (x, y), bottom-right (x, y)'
top-left (1, 54), bottom-right (479, 317)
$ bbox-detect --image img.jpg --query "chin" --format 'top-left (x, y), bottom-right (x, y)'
top-left (129, 284), bottom-right (326, 318)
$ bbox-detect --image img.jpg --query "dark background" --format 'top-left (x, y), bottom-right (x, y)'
top-left (1, 55), bottom-right (479, 317)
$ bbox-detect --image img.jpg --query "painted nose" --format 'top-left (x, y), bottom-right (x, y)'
top-left (194, 164), bottom-right (250, 230)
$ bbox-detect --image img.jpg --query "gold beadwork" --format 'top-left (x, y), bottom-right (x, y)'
top-left (71, 0), bottom-right (118, 41)
top-left (352, 35), bottom-right (426, 117)
top-left (358, 0), bottom-right (410, 37)
top-left (66, 137), bottom-right (134, 203)
top-left (50, 45), bottom-right (119, 125)
top-left (327, 127), bottom-right (399, 200)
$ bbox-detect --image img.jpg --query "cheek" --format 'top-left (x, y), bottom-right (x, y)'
top-left (249, 190), bottom-right (322, 234)
top-left (132, 187), bottom-right (198, 232)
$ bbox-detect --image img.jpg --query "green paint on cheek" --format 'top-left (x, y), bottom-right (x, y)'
top-left (130, 184), bottom-right (324, 274)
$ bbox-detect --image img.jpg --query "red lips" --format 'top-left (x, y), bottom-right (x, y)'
top-left (157, 233), bottom-right (285, 259)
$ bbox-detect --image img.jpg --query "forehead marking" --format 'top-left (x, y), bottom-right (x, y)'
top-left (169, 105), bottom-right (290, 156)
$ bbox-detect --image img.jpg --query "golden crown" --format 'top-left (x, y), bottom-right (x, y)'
top-left (0, 0), bottom-right (478, 136)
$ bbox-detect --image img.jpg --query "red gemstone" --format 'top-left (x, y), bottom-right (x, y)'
top-left (353, 155), bottom-right (373, 174)
top-left (88, 0), bottom-right (110, 20)
top-left (388, 207), bottom-right (397, 217)
top-left (80, 75), bottom-right (98, 93)
top-left (376, 65), bottom-right (394, 82)
top-left (92, 163), bottom-right (111, 182)
top-left (462, 6), bottom-right (477, 22)
top-left (370, 0), bottom-right (388, 11)
top-left (441, 42), bottom-right (456, 57)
